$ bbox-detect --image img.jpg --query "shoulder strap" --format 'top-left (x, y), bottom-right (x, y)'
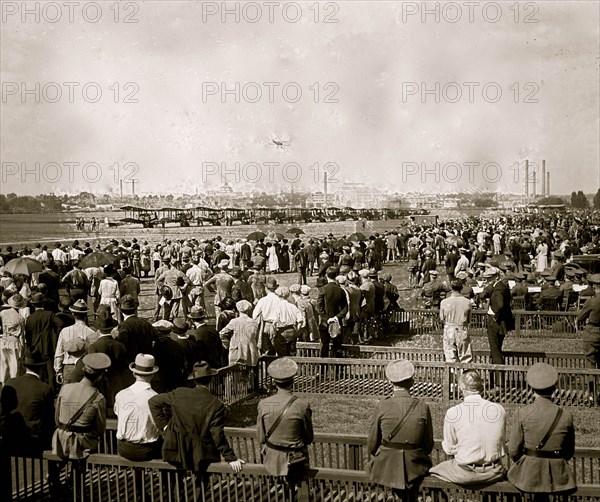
top-left (65, 389), bottom-right (99, 427)
top-left (386, 399), bottom-right (419, 442)
top-left (537, 408), bottom-right (563, 450)
top-left (266, 396), bottom-right (298, 440)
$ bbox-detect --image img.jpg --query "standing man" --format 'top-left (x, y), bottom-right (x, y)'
top-left (149, 361), bottom-right (245, 475)
top-left (508, 363), bottom-right (576, 497)
top-left (252, 276), bottom-right (282, 354)
top-left (294, 244), bottom-right (309, 286)
top-left (114, 354), bottom-right (162, 461)
top-left (482, 267), bottom-right (514, 367)
top-left (429, 370), bottom-right (506, 486)
top-left (54, 300), bottom-right (98, 385)
top-left (117, 294), bottom-right (155, 367)
top-left (156, 260), bottom-right (192, 321)
top-left (203, 265), bottom-right (234, 327)
top-left (316, 267), bottom-right (348, 358)
top-left (0, 293), bottom-right (26, 384)
top-left (257, 358), bottom-right (313, 484)
top-left (61, 260), bottom-right (89, 303)
top-left (577, 273), bottom-right (600, 369)
top-left (439, 280), bottom-right (473, 363)
top-left (367, 360), bottom-right (433, 501)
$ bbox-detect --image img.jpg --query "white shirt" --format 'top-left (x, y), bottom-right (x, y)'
top-left (52, 248), bottom-right (68, 263)
top-left (114, 381), bottom-right (160, 443)
top-left (54, 320), bottom-right (97, 372)
top-left (276, 299), bottom-right (304, 328)
top-left (442, 394), bottom-right (506, 465)
top-left (252, 292), bottom-right (281, 322)
top-left (186, 264), bottom-right (203, 286)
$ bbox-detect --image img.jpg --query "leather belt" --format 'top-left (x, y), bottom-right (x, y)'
top-left (381, 440), bottom-right (420, 450)
top-left (265, 440), bottom-right (305, 452)
top-left (58, 423), bottom-right (93, 433)
top-left (524, 448), bottom-right (564, 459)
top-left (458, 460), bottom-right (501, 472)
top-left (277, 325), bottom-right (296, 331)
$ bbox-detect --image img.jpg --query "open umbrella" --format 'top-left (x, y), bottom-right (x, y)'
top-left (446, 235), bottom-right (464, 248)
top-left (287, 227), bottom-right (305, 234)
top-left (79, 250), bottom-right (118, 269)
top-left (3, 257), bottom-right (43, 276)
top-left (348, 232), bottom-right (367, 242)
top-left (246, 231), bottom-right (266, 241)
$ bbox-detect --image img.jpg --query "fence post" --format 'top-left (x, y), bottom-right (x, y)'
top-left (515, 312), bottom-right (521, 338)
top-left (298, 479), bottom-right (311, 502)
top-left (348, 444), bottom-right (360, 471)
top-left (442, 365), bottom-right (450, 407)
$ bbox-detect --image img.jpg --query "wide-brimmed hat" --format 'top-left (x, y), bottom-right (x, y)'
top-left (188, 361), bottom-right (218, 380)
top-left (267, 357), bottom-right (298, 383)
top-left (119, 294), bottom-right (137, 312)
top-left (30, 292), bottom-right (45, 305)
top-left (230, 266), bottom-right (242, 278)
top-left (368, 268), bottom-right (378, 278)
top-left (527, 362), bottom-right (558, 390)
top-left (588, 274), bottom-right (600, 285)
top-left (8, 293), bottom-right (27, 309)
top-left (23, 349), bottom-right (48, 366)
top-left (172, 318), bottom-right (189, 335)
top-left (189, 306), bottom-right (207, 320)
top-left (385, 359), bottom-right (415, 384)
top-left (95, 311), bottom-right (118, 333)
top-left (69, 299), bottom-right (89, 313)
top-left (130, 354), bottom-right (159, 375)
top-left (482, 267), bottom-right (500, 278)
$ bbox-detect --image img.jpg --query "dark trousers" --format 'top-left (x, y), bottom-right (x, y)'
top-left (297, 267), bottom-right (307, 285)
top-left (583, 326), bottom-right (600, 369)
top-left (319, 324), bottom-right (343, 358)
top-left (487, 316), bottom-right (505, 389)
top-left (117, 439), bottom-right (162, 461)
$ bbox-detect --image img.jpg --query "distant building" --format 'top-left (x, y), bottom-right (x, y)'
top-left (205, 182), bottom-right (244, 205)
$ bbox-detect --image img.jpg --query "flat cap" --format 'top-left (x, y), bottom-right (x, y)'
top-left (289, 284), bottom-right (301, 294)
top-left (456, 271), bottom-right (468, 280)
top-left (82, 353), bottom-right (111, 371)
top-left (482, 267), bottom-right (500, 278)
top-left (527, 363), bottom-right (558, 390)
top-left (235, 300), bottom-right (253, 313)
top-left (64, 337), bottom-right (86, 355)
top-left (514, 272), bottom-right (526, 280)
top-left (153, 319), bottom-right (173, 334)
top-left (300, 285), bottom-right (311, 295)
top-left (588, 274), bottom-right (600, 285)
top-left (267, 357), bottom-right (298, 383)
top-left (385, 359), bottom-right (415, 383)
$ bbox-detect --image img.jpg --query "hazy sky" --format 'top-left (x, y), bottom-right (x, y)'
top-left (1, 1), bottom-right (599, 196)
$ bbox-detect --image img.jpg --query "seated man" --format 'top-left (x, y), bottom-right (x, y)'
top-left (429, 370), bottom-right (506, 485)
top-left (114, 354), bottom-right (162, 461)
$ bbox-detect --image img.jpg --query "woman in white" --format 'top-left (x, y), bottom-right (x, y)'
top-left (265, 242), bottom-right (279, 274)
top-left (219, 300), bottom-right (259, 366)
top-left (98, 267), bottom-right (120, 315)
top-left (0, 294), bottom-right (26, 384)
top-left (535, 237), bottom-right (549, 272)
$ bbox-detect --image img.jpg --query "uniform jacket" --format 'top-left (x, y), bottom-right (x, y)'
top-left (87, 335), bottom-right (129, 406)
top-left (507, 396), bottom-right (576, 493)
top-left (149, 386), bottom-right (237, 472)
top-left (190, 325), bottom-right (226, 369)
top-left (117, 315), bottom-right (155, 363)
top-left (256, 389), bottom-right (313, 476)
top-left (367, 389), bottom-right (433, 489)
top-left (486, 280), bottom-right (515, 332)
top-left (52, 381), bottom-right (106, 460)
top-left (5, 373), bottom-right (55, 451)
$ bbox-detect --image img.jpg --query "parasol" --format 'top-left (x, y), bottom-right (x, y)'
top-left (3, 257), bottom-right (43, 276)
top-left (246, 231), bottom-right (267, 241)
top-left (348, 232), bottom-right (367, 242)
top-left (79, 251), bottom-right (118, 269)
top-left (287, 227), bottom-right (305, 234)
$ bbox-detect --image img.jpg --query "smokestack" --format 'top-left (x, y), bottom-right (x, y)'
top-left (120, 179), bottom-right (123, 198)
top-left (532, 171), bottom-right (536, 197)
top-left (546, 172), bottom-right (550, 196)
top-left (541, 160), bottom-right (546, 196)
top-left (324, 171), bottom-right (328, 208)
top-left (525, 160), bottom-right (529, 197)
top-left (131, 180), bottom-right (136, 197)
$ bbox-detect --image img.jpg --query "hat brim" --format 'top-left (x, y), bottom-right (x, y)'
top-left (188, 369), bottom-right (218, 380)
top-left (129, 362), bottom-right (159, 375)
top-left (69, 307), bottom-right (89, 313)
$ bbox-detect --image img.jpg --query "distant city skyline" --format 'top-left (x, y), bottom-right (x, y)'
top-left (2, 2), bottom-right (598, 196)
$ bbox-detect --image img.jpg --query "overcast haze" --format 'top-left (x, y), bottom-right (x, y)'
top-left (1, 1), bottom-right (599, 196)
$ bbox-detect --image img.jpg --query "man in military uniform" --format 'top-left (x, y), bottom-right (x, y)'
top-left (508, 363), bottom-right (576, 496)
top-left (367, 359), bottom-right (433, 502)
top-left (536, 275), bottom-right (561, 310)
top-left (257, 357), bottom-right (313, 484)
top-left (52, 353), bottom-right (111, 460)
top-left (420, 270), bottom-right (449, 309)
top-left (577, 274), bottom-right (600, 370)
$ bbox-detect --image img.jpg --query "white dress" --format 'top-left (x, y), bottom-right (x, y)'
top-left (536, 243), bottom-right (548, 272)
top-left (266, 246), bottom-right (279, 273)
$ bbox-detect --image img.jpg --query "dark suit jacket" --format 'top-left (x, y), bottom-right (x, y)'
top-left (5, 374), bottom-right (55, 451)
top-left (486, 280), bottom-right (515, 332)
top-left (317, 282), bottom-right (348, 323)
top-left (152, 336), bottom-right (188, 393)
top-left (149, 386), bottom-right (237, 471)
top-left (88, 335), bottom-right (129, 400)
top-left (367, 390), bottom-right (433, 490)
top-left (25, 309), bottom-right (63, 358)
top-left (190, 326), bottom-right (226, 369)
top-left (117, 316), bottom-right (155, 363)
top-left (231, 279), bottom-right (254, 304)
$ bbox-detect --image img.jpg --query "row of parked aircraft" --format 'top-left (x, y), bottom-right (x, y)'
top-left (111, 206), bottom-right (433, 228)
